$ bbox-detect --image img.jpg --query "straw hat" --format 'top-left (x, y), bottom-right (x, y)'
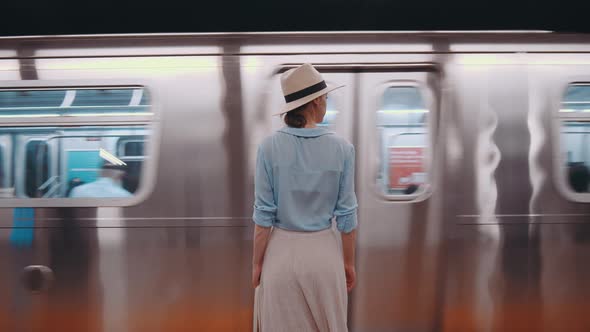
top-left (274, 63), bottom-right (344, 116)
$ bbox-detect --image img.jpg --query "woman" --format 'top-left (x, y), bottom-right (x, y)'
top-left (252, 63), bottom-right (358, 331)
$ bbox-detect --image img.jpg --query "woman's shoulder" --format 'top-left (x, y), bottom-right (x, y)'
top-left (258, 129), bottom-right (354, 153)
top-left (321, 134), bottom-right (354, 152)
top-left (257, 131), bottom-right (286, 153)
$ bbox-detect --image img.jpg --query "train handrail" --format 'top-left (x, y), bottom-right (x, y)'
top-left (43, 182), bottom-right (62, 198)
top-left (37, 175), bottom-right (58, 192)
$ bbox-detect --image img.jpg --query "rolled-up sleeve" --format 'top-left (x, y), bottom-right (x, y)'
top-left (253, 146), bottom-right (276, 228)
top-left (334, 144), bottom-right (358, 233)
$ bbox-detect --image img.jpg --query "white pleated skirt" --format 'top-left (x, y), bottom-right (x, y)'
top-left (253, 226), bottom-right (348, 332)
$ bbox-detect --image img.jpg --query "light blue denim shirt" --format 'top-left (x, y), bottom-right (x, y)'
top-left (253, 126), bottom-right (358, 233)
top-left (70, 178), bottom-right (132, 198)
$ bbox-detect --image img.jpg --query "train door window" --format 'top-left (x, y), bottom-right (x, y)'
top-left (0, 86), bottom-right (157, 206)
top-left (558, 83), bottom-right (590, 200)
top-left (376, 85), bottom-right (430, 197)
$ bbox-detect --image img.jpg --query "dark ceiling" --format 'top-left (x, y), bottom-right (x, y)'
top-left (2, 0), bottom-right (590, 35)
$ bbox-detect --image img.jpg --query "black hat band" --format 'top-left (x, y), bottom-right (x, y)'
top-left (284, 81), bottom-right (327, 103)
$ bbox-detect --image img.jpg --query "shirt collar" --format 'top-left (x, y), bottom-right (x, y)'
top-left (278, 126), bottom-right (334, 138)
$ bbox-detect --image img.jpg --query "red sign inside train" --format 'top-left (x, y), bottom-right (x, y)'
top-left (388, 147), bottom-right (425, 189)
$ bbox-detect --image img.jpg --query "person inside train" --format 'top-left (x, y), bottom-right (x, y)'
top-left (404, 184), bottom-right (419, 195)
top-left (69, 163), bottom-right (132, 198)
top-left (65, 177), bottom-right (85, 197)
top-left (568, 162), bottom-right (590, 193)
top-left (252, 63), bottom-right (358, 331)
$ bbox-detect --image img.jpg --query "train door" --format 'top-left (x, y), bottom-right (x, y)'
top-left (351, 67), bottom-right (444, 331)
top-left (265, 64), bottom-right (444, 330)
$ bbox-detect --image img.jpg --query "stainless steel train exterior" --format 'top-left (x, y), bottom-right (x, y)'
top-left (1, 31), bottom-right (590, 331)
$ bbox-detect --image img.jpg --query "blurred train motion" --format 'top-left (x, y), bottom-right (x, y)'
top-left (2, 31), bottom-right (590, 331)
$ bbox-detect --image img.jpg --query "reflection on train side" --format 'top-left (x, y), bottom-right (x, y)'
top-left (0, 87), bottom-right (151, 199)
top-left (377, 86), bottom-right (429, 196)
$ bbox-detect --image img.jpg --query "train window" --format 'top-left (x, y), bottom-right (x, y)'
top-left (118, 138), bottom-right (144, 157)
top-left (376, 86), bottom-right (429, 197)
top-left (0, 86), bottom-right (155, 206)
top-left (0, 88), bottom-right (151, 118)
top-left (558, 84), bottom-right (590, 199)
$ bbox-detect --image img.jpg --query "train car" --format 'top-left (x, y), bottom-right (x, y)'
top-left (1, 31), bottom-right (590, 331)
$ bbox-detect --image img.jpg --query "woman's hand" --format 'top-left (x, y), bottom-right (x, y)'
top-left (341, 229), bottom-right (357, 292)
top-left (252, 225), bottom-right (272, 288)
top-left (345, 264), bottom-right (356, 292)
top-left (252, 263), bottom-right (263, 288)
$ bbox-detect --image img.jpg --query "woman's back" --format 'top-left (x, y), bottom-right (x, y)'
top-left (254, 126), bottom-right (357, 233)
top-left (252, 64), bottom-right (357, 332)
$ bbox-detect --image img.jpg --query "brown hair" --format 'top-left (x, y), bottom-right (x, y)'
top-left (283, 102), bottom-right (309, 128)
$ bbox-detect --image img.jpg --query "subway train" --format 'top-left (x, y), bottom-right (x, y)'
top-left (2, 31), bottom-right (590, 331)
